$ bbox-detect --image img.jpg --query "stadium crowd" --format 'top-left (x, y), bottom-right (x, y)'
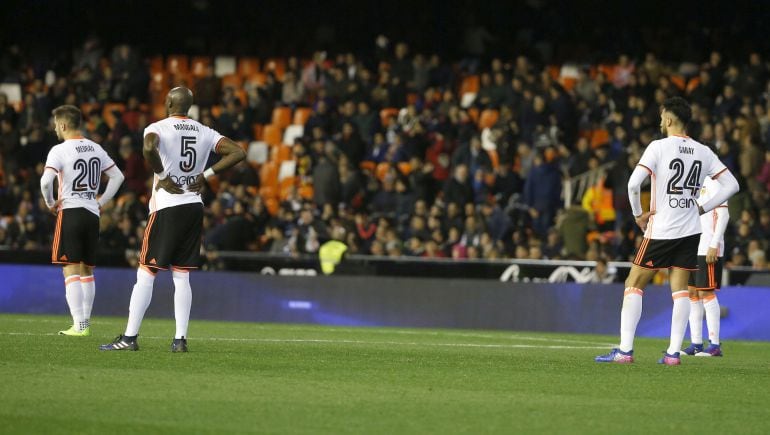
top-left (1, 37), bottom-right (770, 270)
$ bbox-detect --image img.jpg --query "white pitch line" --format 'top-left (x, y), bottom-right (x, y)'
top-left (2, 317), bottom-right (615, 346)
top-left (0, 331), bottom-right (609, 350)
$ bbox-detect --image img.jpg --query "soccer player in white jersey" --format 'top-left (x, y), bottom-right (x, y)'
top-left (595, 97), bottom-right (739, 365)
top-left (682, 176), bottom-right (728, 357)
top-left (40, 105), bottom-right (125, 336)
top-left (100, 87), bottom-right (245, 352)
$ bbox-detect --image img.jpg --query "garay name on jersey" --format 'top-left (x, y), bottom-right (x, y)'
top-left (679, 146), bottom-right (693, 154)
top-left (173, 123), bottom-right (199, 131)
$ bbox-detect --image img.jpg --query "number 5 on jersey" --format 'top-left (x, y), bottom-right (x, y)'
top-left (180, 136), bottom-right (197, 173)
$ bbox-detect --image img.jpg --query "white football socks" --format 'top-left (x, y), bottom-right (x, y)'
top-left (667, 290), bottom-right (690, 355)
top-left (688, 296), bottom-right (704, 345)
top-left (619, 287), bottom-right (643, 352)
top-left (172, 269), bottom-right (192, 339)
top-left (65, 275), bottom-right (85, 330)
top-left (81, 275), bottom-right (95, 327)
top-left (703, 293), bottom-right (720, 345)
top-left (124, 267), bottom-right (156, 337)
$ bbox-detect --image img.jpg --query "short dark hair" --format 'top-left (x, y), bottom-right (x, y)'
top-left (661, 97), bottom-right (691, 127)
top-left (52, 105), bottom-right (82, 129)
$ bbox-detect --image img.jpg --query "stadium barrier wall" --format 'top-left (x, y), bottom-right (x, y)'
top-left (1, 264), bottom-right (768, 341)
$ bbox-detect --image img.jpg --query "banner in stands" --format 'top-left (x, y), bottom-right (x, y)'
top-left (2, 249), bottom-right (767, 285)
top-left (215, 253), bottom-right (634, 283)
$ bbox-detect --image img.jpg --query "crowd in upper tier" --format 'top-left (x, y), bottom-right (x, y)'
top-left (1, 38), bottom-right (769, 269)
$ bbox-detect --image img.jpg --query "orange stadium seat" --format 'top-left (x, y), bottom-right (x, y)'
top-left (560, 77), bottom-right (577, 92)
top-left (271, 107), bottom-right (292, 129)
top-left (379, 107), bottom-right (399, 126)
top-left (271, 145), bottom-right (293, 163)
top-left (547, 65), bottom-right (560, 80)
top-left (264, 197), bottom-right (280, 215)
top-left (259, 185), bottom-right (277, 200)
top-left (262, 124), bottom-right (282, 146)
top-left (221, 74), bottom-right (243, 90)
top-left (252, 123), bottom-right (264, 141)
top-left (298, 184), bottom-right (314, 200)
top-left (237, 57), bottom-right (261, 77)
top-left (246, 72), bottom-right (267, 87)
top-left (150, 71), bottom-right (169, 93)
top-left (234, 89), bottom-right (247, 106)
top-left (670, 75), bottom-right (686, 91)
top-left (166, 55), bottom-right (189, 75)
top-left (359, 161), bottom-right (376, 172)
top-left (149, 55), bottom-right (164, 74)
top-left (292, 107), bottom-right (312, 126)
top-left (259, 161), bottom-right (279, 188)
top-left (375, 162), bottom-right (390, 181)
top-left (590, 129), bottom-right (610, 149)
top-left (190, 56), bottom-right (211, 78)
top-left (686, 76), bottom-right (700, 94)
top-left (151, 103), bottom-right (167, 121)
top-left (102, 103), bottom-right (126, 129)
top-left (279, 176), bottom-right (297, 200)
top-left (478, 109), bottom-right (499, 130)
top-left (210, 105), bottom-right (222, 118)
top-left (460, 75), bottom-right (480, 95)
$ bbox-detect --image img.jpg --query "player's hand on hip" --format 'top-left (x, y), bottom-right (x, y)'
top-left (634, 210), bottom-right (655, 231)
top-left (48, 199), bottom-right (62, 215)
top-left (706, 247), bottom-right (718, 264)
top-left (187, 174), bottom-right (206, 194)
top-left (156, 177), bottom-right (184, 194)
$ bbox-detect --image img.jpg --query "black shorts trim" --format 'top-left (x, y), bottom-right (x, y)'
top-left (51, 208), bottom-right (99, 266)
top-left (632, 233), bottom-right (699, 270)
top-left (139, 203), bottom-right (203, 269)
top-left (688, 256), bottom-right (723, 290)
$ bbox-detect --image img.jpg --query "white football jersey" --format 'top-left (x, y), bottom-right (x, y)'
top-left (144, 116), bottom-right (224, 213)
top-left (44, 137), bottom-right (116, 216)
top-left (696, 176), bottom-right (728, 256)
top-left (637, 135), bottom-right (727, 239)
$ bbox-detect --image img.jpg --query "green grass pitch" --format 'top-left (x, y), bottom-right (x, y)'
top-left (1, 313), bottom-right (769, 434)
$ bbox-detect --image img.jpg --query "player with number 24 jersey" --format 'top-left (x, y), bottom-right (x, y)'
top-left (635, 134), bottom-right (727, 240)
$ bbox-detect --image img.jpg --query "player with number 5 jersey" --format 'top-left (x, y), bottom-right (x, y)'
top-left (100, 87), bottom-right (246, 353)
top-left (595, 97), bottom-right (739, 366)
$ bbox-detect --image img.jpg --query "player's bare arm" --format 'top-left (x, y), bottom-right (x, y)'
top-left (188, 138), bottom-right (246, 193)
top-left (144, 132), bottom-right (184, 194)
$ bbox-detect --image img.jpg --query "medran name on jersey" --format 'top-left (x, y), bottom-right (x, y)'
top-left (75, 145), bottom-right (95, 152)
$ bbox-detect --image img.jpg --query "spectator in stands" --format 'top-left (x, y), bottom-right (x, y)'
top-left (281, 70), bottom-right (304, 107)
top-left (443, 164), bottom-right (473, 206)
top-left (524, 151), bottom-right (562, 237)
top-left (117, 136), bottom-right (148, 196)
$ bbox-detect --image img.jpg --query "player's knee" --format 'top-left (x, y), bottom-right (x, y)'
top-left (80, 264), bottom-right (93, 276)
